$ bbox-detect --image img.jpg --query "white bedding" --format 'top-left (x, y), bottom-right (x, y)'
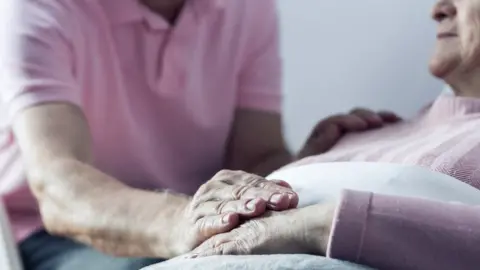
top-left (268, 162), bottom-right (480, 207)
top-left (144, 162), bottom-right (480, 270)
top-left (145, 255), bottom-right (372, 270)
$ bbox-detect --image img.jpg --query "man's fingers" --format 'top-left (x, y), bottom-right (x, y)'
top-left (297, 108), bottom-right (401, 160)
top-left (192, 198), bottom-right (267, 221)
top-left (350, 108), bottom-right (383, 128)
top-left (234, 182), bottom-right (298, 210)
top-left (195, 214), bottom-right (239, 240)
top-left (350, 108), bottom-right (402, 126)
top-left (304, 114), bottom-right (366, 152)
top-left (304, 124), bottom-right (342, 155)
top-left (377, 111), bottom-right (402, 123)
top-left (196, 185), bottom-right (296, 211)
top-left (324, 114), bottom-right (369, 132)
top-left (197, 172), bottom-right (297, 210)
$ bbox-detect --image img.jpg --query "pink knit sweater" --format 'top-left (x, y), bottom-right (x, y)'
top-left (294, 94), bottom-right (480, 270)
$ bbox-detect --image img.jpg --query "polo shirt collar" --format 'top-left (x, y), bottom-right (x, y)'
top-left (98, 0), bottom-right (223, 30)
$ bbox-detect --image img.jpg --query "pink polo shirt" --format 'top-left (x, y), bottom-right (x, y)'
top-left (0, 0), bottom-right (282, 242)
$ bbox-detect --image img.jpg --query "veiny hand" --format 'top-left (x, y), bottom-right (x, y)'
top-left (297, 108), bottom-right (401, 159)
top-left (172, 170), bottom-right (299, 254)
top-left (185, 204), bottom-right (336, 257)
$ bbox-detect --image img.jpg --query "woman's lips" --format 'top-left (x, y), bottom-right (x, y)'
top-left (437, 32), bottom-right (457, 39)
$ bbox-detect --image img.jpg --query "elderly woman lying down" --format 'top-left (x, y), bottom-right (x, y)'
top-left (157, 1), bottom-right (480, 270)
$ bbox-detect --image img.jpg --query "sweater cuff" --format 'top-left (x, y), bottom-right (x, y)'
top-left (326, 189), bottom-right (373, 262)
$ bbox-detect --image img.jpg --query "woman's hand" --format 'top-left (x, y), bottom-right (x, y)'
top-left (297, 108), bottom-right (401, 159)
top-left (171, 170), bottom-right (299, 254)
top-left (185, 203), bottom-right (336, 257)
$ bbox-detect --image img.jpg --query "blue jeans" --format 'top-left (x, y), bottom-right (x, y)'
top-left (20, 230), bottom-right (163, 270)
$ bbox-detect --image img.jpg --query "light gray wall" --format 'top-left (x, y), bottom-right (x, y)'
top-left (278, 0), bottom-right (444, 150)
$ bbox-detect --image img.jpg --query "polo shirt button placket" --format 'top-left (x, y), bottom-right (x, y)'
top-left (158, 7), bottom-right (199, 97)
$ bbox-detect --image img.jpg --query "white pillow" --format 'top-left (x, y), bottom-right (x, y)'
top-left (267, 162), bottom-right (480, 207)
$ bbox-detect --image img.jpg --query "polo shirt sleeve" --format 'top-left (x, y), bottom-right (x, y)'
top-left (236, 0), bottom-right (282, 113)
top-left (0, 2), bottom-right (81, 121)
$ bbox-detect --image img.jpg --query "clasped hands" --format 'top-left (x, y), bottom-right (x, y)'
top-left (172, 109), bottom-right (400, 257)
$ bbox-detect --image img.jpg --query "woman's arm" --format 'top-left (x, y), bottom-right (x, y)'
top-left (190, 189), bottom-right (480, 270)
top-left (328, 190), bottom-right (480, 270)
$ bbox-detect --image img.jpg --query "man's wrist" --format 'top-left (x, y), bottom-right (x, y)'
top-left (144, 190), bottom-right (192, 257)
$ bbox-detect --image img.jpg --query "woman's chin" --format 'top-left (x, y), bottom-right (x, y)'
top-left (429, 60), bottom-right (455, 79)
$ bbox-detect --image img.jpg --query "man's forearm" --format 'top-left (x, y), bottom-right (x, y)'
top-left (248, 150), bottom-right (293, 177)
top-left (30, 158), bottom-right (190, 258)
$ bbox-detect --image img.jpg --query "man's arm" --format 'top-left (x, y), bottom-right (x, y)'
top-left (224, 0), bottom-right (292, 176)
top-left (14, 103), bottom-right (190, 258)
top-left (2, 2), bottom-right (190, 257)
top-left (224, 109), bottom-right (292, 177)
top-left (4, 0), bottom-right (299, 259)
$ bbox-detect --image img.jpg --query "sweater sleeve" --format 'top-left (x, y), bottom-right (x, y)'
top-left (327, 189), bottom-right (480, 270)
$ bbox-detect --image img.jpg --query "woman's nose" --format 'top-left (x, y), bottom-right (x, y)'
top-left (432, 1), bottom-right (457, 22)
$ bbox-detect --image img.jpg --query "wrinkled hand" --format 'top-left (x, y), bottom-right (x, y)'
top-left (186, 204), bottom-right (335, 257)
top-left (173, 170), bottom-right (299, 254)
top-left (297, 108), bottom-right (401, 159)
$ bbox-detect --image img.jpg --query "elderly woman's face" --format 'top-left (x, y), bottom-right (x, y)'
top-left (430, 0), bottom-right (480, 78)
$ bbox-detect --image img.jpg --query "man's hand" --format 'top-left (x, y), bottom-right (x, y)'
top-left (297, 108), bottom-right (401, 159)
top-left (185, 203), bottom-right (336, 257)
top-left (14, 103), bottom-right (298, 259)
top-left (172, 170), bottom-right (298, 254)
